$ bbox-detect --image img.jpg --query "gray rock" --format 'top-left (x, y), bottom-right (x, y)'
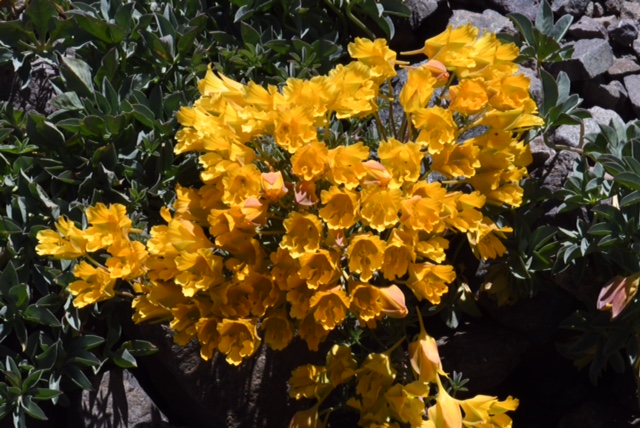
top-left (552, 0), bottom-right (592, 17)
top-left (608, 56), bottom-right (640, 77)
top-left (584, 79), bottom-right (629, 110)
top-left (623, 74), bottom-right (640, 116)
top-left (404, 0), bottom-right (439, 30)
top-left (568, 16), bottom-right (608, 39)
top-left (608, 18), bottom-right (640, 46)
top-left (529, 136), bottom-right (557, 168)
top-left (80, 370), bottom-right (172, 428)
top-left (549, 38), bottom-right (614, 80)
top-left (593, 15), bottom-right (618, 29)
top-left (519, 65), bottom-right (543, 105)
top-left (448, 9), bottom-right (515, 35)
top-left (448, 0), bottom-right (540, 20)
top-left (549, 106), bottom-right (623, 148)
top-left (604, 0), bottom-right (623, 15)
top-left (620, 0), bottom-right (640, 20)
top-left (593, 1), bottom-right (605, 17)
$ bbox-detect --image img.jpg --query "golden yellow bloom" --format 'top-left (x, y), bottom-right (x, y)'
top-left (349, 281), bottom-right (384, 328)
top-left (299, 250), bottom-right (341, 289)
top-left (274, 106), bottom-right (318, 153)
top-left (271, 248), bottom-right (304, 291)
top-left (403, 24), bottom-right (478, 74)
top-left (426, 376), bottom-right (463, 428)
top-left (400, 196), bottom-right (443, 234)
top-left (299, 313), bottom-right (331, 351)
top-left (83, 203), bottom-right (132, 252)
top-left (349, 352), bottom-right (396, 420)
top-left (319, 186), bottom-right (360, 229)
top-left (105, 240), bottom-right (148, 280)
top-left (195, 316), bottom-right (220, 361)
top-left (407, 263), bottom-right (456, 305)
top-left (281, 213), bottom-right (324, 258)
top-left (385, 381), bottom-right (429, 426)
top-left (348, 233), bottom-right (386, 282)
top-left (378, 138), bottom-right (424, 187)
top-left (289, 404), bottom-right (326, 428)
top-left (289, 364), bottom-right (332, 400)
top-left (216, 318), bottom-right (261, 365)
top-left (287, 286), bottom-right (315, 320)
top-left (174, 248), bottom-right (224, 297)
top-left (348, 38), bottom-right (397, 82)
top-left (459, 394), bottom-right (519, 427)
top-left (412, 107), bottom-right (457, 154)
top-left (198, 65), bottom-right (245, 106)
top-left (169, 302), bottom-right (200, 346)
top-left (309, 287), bottom-right (351, 330)
top-left (262, 307), bottom-right (295, 350)
top-left (360, 186), bottom-right (402, 232)
top-left (68, 261), bottom-right (117, 308)
top-left (399, 66), bottom-right (437, 113)
top-left (291, 141), bottom-right (329, 182)
top-left (489, 74), bottom-right (532, 111)
top-left (382, 229), bottom-right (416, 280)
top-left (131, 294), bottom-right (172, 324)
top-left (283, 76), bottom-right (332, 122)
top-left (378, 285), bottom-right (409, 319)
top-left (327, 62), bottom-right (379, 119)
top-left (362, 160), bottom-right (393, 187)
top-left (416, 236), bottom-right (450, 263)
top-left (449, 79), bottom-right (488, 116)
top-left (479, 108), bottom-right (544, 132)
top-left (431, 141), bottom-right (480, 178)
top-left (326, 142), bottom-right (369, 189)
top-left (222, 163), bottom-right (262, 206)
top-left (467, 217), bottom-right (513, 260)
top-left (36, 217), bottom-right (87, 259)
top-left (326, 344), bottom-right (358, 386)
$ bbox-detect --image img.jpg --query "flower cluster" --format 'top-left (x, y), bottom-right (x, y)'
top-left (289, 317), bottom-right (518, 427)
top-left (37, 24), bottom-right (541, 369)
top-left (35, 203), bottom-right (148, 308)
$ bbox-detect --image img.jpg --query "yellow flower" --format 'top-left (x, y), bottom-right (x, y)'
top-left (426, 376), bottom-right (463, 428)
top-left (416, 236), bottom-right (450, 263)
top-left (105, 240), bottom-right (148, 280)
top-left (36, 217), bottom-right (87, 259)
top-left (169, 302), bottom-right (200, 346)
top-left (400, 196), bottom-right (443, 234)
top-left (261, 308), bottom-right (295, 351)
top-left (326, 142), bottom-right (369, 189)
top-left (349, 281), bottom-right (384, 328)
top-left (362, 160), bottom-right (393, 187)
top-left (348, 233), bottom-right (386, 282)
top-left (449, 79), bottom-right (488, 116)
top-left (489, 74), bottom-right (533, 111)
top-left (378, 138), bottom-right (424, 187)
top-left (173, 184), bottom-right (209, 223)
top-left (479, 108), bottom-right (544, 132)
top-left (412, 107), bottom-right (457, 154)
top-left (349, 352), bottom-right (396, 420)
top-left (222, 163), bottom-right (262, 206)
top-left (467, 217), bottom-right (513, 260)
top-left (399, 66), bottom-right (438, 113)
top-left (309, 286), bottom-right (351, 330)
top-left (348, 38), bottom-right (397, 82)
top-left (289, 364), bottom-right (332, 400)
top-left (327, 61), bottom-right (379, 119)
top-left (289, 404), bottom-right (326, 428)
top-left (360, 186), bottom-right (402, 232)
top-left (385, 381), bottom-right (429, 426)
top-left (131, 294), bottom-right (172, 324)
top-left (68, 261), bottom-right (117, 308)
top-left (378, 285), bottom-right (409, 319)
top-left (283, 76), bottom-right (332, 122)
top-left (431, 141), bottom-right (480, 178)
top-left (271, 248), bottom-right (304, 291)
top-left (407, 263), bottom-right (456, 305)
top-left (83, 203), bottom-right (132, 252)
top-left (319, 186), bottom-right (360, 229)
top-left (299, 250), bottom-right (341, 289)
top-left (403, 24), bottom-right (478, 74)
top-left (274, 106), bottom-right (318, 153)
top-left (382, 229), bottom-right (416, 280)
top-left (216, 318), bottom-right (261, 365)
top-left (325, 344), bottom-right (358, 386)
top-left (409, 314), bottom-right (445, 383)
top-left (291, 141), bottom-right (329, 182)
top-left (287, 286), bottom-right (315, 320)
top-left (459, 394), bottom-right (519, 427)
top-left (195, 316), bottom-right (220, 361)
top-left (299, 313), bottom-right (331, 351)
top-left (198, 65), bottom-right (245, 106)
top-left (281, 212), bottom-right (324, 258)
top-left (174, 248), bottom-right (225, 297)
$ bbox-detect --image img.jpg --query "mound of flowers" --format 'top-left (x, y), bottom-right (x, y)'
top-left (37, 24), bottom-right (541, 427)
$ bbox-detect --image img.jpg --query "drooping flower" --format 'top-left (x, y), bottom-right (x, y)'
top-left (291, 141), bottom-right (329, 182)
top-left (262, 307), bottom-right (295, 350)
top-left (412, 106), bottom-right (457, 154)
top-left (36, 216), bottom-right (87, 259)
top-left (298, 250), bottom-right (341, 289)
top-left (407, 263), bottom-right (456, 305)
top-left (325, 344), bottom-right (358, 386)
top-left (319, 186), bottom-right (360, 230)
top-left (68, 261), bottom-right (117, 308)
top-left (326, 142), bottom-right (369, 189)
top-left (348, 233), bottom-right (386, 282)
top-left (378, 138), bottom-right (424, 187)
top-left (289, 364), bottom-right (332, 400)
top-left (216, 318), bottom-right (261, 365)
top-left (382, 229), bottom-right (416, 280)
top-left (309, 287), bottom-right (351, 330)
top-left (409, 314), bottom-right (445, 383)
top-left (360, 186), bottom-right (402, 232)
top-left (222, 163), bottom-right (262, 206)
top-left (281, 213), bottom-right (324, 258)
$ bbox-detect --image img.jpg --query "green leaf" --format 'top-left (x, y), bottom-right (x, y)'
top-left (551, 14), bottom-right (573, 42)
top-left (70, 335), bottom-right (105, 351)
top-left (35, 341), bottom-right (61, 371)
top-left (21, 396), bottom-right (47, 421)
top-left (73, 13), bottom-right (127, 44)
top-left (509, 13), bottom-right (536, 47)
top-left (63, 365), bottom-right (93, 391)
top-left (32, 388), bottom-right (62, 401)
top-left (22, 370), bottom-right (43, 392)
top-left (540, 69), bottom-right (558, 116)
top-left (620, 191), bottom-right (640, 207)
top-left (118, 340), bottom-right (158, 357)
top-left (48, 92), bottom-right (84, 112)
top-left (0, 262), bottom-right (19, 293)
top-left (615, 172), bottom-right (640, 191)
top-left (26, 114), bottom-right (65, 149)
top-left (240, 22), bottom-right (261, 46)
top-left (25, 0), bottom-right (58, 40)
top-left (534, 0), bottom-right (554, 35)
top-left (112, 348), bottom-right (137, 368)
top-left (130, 103), bottom-right (155, 128)
top-left (60, 57), bottom-right (95, 99)
top-left (9, 284), bottom-right (29, 308)
top-left (23, 306), bottom-right (61, 327)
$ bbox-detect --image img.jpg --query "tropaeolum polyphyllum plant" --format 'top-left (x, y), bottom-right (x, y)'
top-left (37, 24), bottom-right (540, 427)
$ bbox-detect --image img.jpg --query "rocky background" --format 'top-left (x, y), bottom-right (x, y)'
top-left (6, 0), bottom-right (640, 427)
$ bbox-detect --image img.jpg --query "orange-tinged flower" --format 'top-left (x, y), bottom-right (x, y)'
top-left (261, 171), bottom-right (288, 200)
top-left (299, 250), bottom-right (341, 289)
top-left (407, 263), bottom-right (456, 305)
top-left (319, 186), bottom-right (360, 229)
top-left (409, 314), bottom-right (445, 383)
top-left (378, 138), bottom-right (424, 187)
top-left (362, 160), bottom-right (393, 187)
top-left (412, 107), bottom-right (457, 154)
top-left (382, 229), bottom-right (416, 280)
top-left (326, 142), bottom-right (369, 189)
top-left (360, 186), bottom-right (402, 232)
top-left (294, 181), bottom-right (320, 207)
top-left (348, 38), bottom-right (397, 81)
top-left (291, 141), bottom-right (329, 182)
top-left (68, 261), bottom-right (117, 308)
top-left (449, 79), bottom-right (488, 116)
top-left (216, 318), bottom-right (261, 365)
top-left (348, 233), bottom-right (386, 282)
top-left (222, 163), bottom-right (262, 206)
top-left (262, 307), bottom-right (295, 350)
top-left (281, 212), bottom-right (324, 258)
top-left (378, 285), bottom-right (409, 319)
top-left (426, 376), bottom-right (463, 428)
top-left (309, 287), bottom-right (351, 330)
